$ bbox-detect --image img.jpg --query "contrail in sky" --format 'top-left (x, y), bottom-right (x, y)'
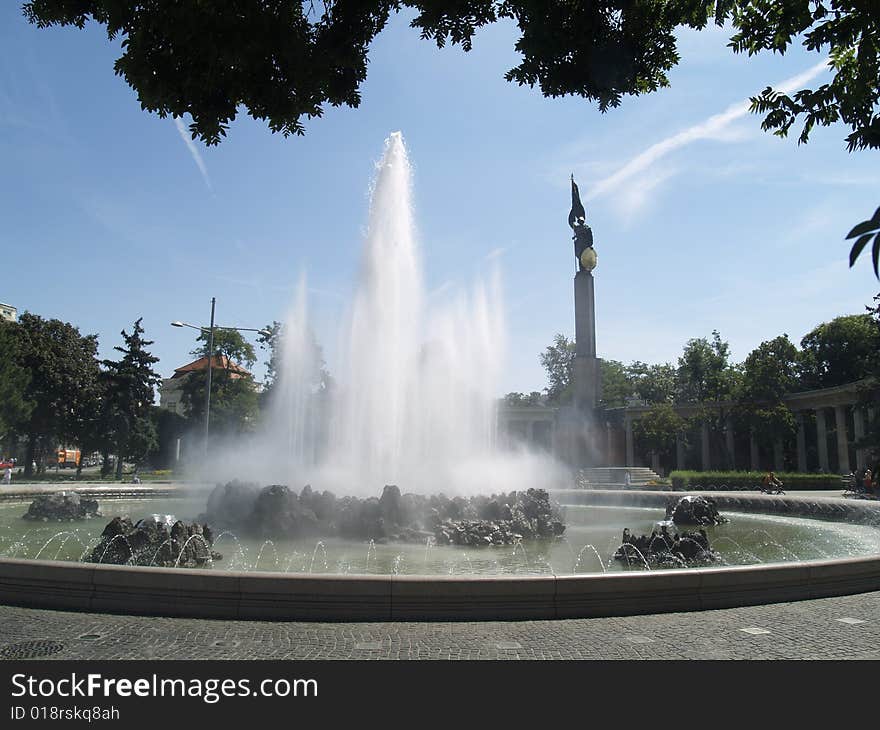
top-left (174, 117), bottom-right (213, 193)
top-left (587, 58), bottom-right (830, 201)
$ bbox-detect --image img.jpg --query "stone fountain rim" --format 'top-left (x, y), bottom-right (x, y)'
top-left (2, 489), bottom-right (880, 620)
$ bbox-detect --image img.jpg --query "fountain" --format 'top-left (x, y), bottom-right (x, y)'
top-left (2, 132), bottom-right (880, 620)
top-left (223, 131), bottom-right (563, 497)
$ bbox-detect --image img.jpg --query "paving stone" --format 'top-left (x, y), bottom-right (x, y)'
top-left (3, 591), bottom-right (880, 660)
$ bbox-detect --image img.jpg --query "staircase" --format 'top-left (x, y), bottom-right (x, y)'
top-left (576, 466), bottom-right (663, 489)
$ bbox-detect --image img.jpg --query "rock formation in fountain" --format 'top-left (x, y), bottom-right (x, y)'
top-left (22, 491), bottom-right (101, 522)
top-left (84, 516), bottom-right (221, 568)
top-left (665, 495), bottom-right (728, 526)
top-left (613, 525), bottom-right (720, 568)
top-left (202, 480), bottom-right (565, 546)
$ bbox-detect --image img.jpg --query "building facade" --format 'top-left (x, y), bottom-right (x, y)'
top-left (0, 302), bottom-right (17, 322)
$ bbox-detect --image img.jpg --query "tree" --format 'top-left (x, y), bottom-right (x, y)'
top-left (22, 1), bottom-right (713, 145)
top-left (633, 402), bottom-right (685, 469)
top-left (182, 328), bottom-right (259, 438)
top-left (740, 335), bottom-right (800, 401)
top-left (676, 330), bottom-right (739, 467)
top-left (72, 370), bottom-right (116, 478)
top-left (6, 313), bottom-right (101, 476)
top-left (181, 368), bottom-right (259, 438)
top-left (626, 361), bottom-right (677, 404)
top-left (733, 334), bottom-right (800, 449)
top-left (257, 320), bottom-right (332, 407)
top-left (150, 407), bottom-right (188, 470)
top-left (540, 334), bottom-right (576, 405)
top-left (24, 2), bottom-right (880, 274)
top-left (598, 359), bottom-right (632, 408)
top-left (855, 291), bottom-right (880, 463)
top-left (726, 2), bottom-right (880, 276)
top-left (676, 330), bottom-right (738, 403)
top-left (257, 321), bottom-right (283, 394)
top-left (503, 391), bottom-right (545, 407)
top-left (102, 318), bottom-right (161, 478)
top-left (192, 329), bottom-right (256, 370)
top-left (799, 313), bottom-right (879, 388)
top-left (0, 321), bottom-right (33, 442)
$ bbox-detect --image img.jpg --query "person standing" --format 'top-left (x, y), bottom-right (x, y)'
top-left (2, 466), bottom-right (11, 485)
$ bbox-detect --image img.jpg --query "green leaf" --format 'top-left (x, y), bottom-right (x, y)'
top-left (873, 234), bottom-right (880, 279)
top-left (846, 220), bottom-right (880, 239)
top-left (849, 233), bottom-right (874, 267)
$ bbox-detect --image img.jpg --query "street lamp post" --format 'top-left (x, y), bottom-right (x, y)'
top-left (171, 298), bottom-right (270, 458)
top-left (204, 297), bottom-right (216, 456)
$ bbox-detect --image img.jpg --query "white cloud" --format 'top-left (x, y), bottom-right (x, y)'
top-left (586, 58), bottom-right (831, 208)
top-left (174, 117), bottom-right (213, 193)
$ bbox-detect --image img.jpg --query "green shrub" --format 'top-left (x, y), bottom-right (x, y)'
top-left (669, 470), bottom-right (844, 491)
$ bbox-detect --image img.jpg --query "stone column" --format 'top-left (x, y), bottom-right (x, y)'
top-left (773, 440), bottom-right (784, 471)
top-left (854, 407), bottom-right (866, 470)
top-left (624, 415), bottom-right (634, 467)
top-left (834, 405), bottom-right (850, 473)
top-left (573, 271), bottom-right (599, 413)
top-left (795, 411), bottom-right (807, 473)
top-left (676, 432), bottom-right (685, 470)
top-left (701, 421), bottom-right (711, 471)
top-left (605, 422), bottom-right (614, 466)
top-left (725, 417), bottom-right (736, 469)
top-left (651, 451), bottom-right (661, 474)
top-left (816, 408), bottom-right (829, 473)
top-left (749, 432), bottom-right (759, 471)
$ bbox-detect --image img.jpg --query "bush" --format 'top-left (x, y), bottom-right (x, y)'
top-left (669, 471), bottom-right (844, 491)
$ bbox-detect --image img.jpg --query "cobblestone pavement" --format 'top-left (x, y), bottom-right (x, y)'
top-left (2, 591), bottom-right (880, 660)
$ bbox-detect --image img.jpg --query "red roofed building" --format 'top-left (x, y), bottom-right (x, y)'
top-left (159, 355), bottom-right (253, 416)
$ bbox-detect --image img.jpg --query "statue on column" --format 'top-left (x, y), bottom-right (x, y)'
top-left (568, 175), bottom-right (596, 272)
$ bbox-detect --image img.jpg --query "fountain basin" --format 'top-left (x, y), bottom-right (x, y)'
top-left (1, 489), bottom-right (880, 620)
top-left (2, 552), bottom-right (880, 620)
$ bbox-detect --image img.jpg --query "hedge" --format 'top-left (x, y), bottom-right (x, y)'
top-left (669, 470), bottom-right (845, 491)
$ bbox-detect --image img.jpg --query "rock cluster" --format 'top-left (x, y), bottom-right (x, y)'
top-left (84, 515), bottom-right (221, 568)
top-left (613, 525), bottom-right (719, 568)
top-left (22, 491), bottom-right (101, 522)
top-left (665, 495), bottom-right (728, 526)
top-left (203, 481), bottom-right (565, 546)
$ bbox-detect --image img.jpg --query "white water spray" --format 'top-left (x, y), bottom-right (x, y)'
top-left (228, 132), bottom-right (563, 495)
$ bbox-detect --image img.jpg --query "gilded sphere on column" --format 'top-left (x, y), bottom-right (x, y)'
top-left (580, 247), bottom-right (597, 271)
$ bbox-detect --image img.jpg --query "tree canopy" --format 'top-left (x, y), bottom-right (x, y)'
top-left (733, 334), bottom-right (800, 445)
top-left (0, 322), bottom-right (32, 442)
top-left (676, 330), bottom-right (738, 404)
top-left (798, 313), bottom-right (879, 388)
top-left (539, 333), bottom-right (576, 405)
top-left (5, 313), bottom-right (101, 476)
top-left (23, 0), bottom-right (880, 274)
top-left (21, 0), bottom-right (719, 145)
top-left (192, 328), bottom-right (257, 371)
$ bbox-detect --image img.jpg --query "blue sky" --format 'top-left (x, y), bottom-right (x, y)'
top-left (1, 7), bottom-right (878, 394)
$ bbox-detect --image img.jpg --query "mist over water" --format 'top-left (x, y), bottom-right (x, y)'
top-left (202, 133), bottom-right (566, 495)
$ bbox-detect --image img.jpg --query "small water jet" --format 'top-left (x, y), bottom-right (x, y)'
top-left (309, 541), bottom-right (328, 573)
top-left (573, 544), bottom-right (607, 573)
top-left (254, 540), bottom-right (280, 571)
